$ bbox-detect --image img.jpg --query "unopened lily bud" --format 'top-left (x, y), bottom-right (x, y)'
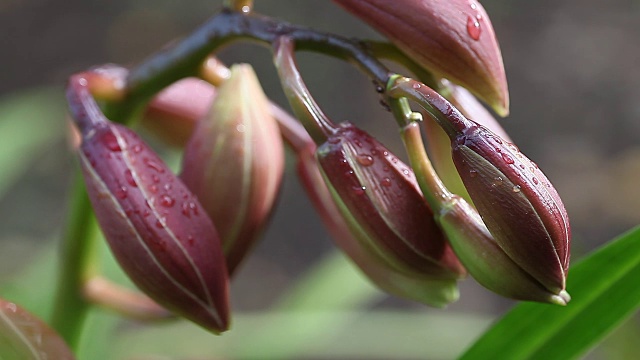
top-left (317, 123), bottom-right (465, 280)
top-left (0, 299), bottom-right (75, 359)
top-left (67, 75), bottom-right (230, 333)
top-left (297, 141), bottom-right (459, 307)
top-left (333, 0), bottom-right (509, 115)
top-left (391, 79), bottom-right (571, 299)
top-left (181, 64), bottom-right (284, 275)
top-left (452, 120), bottom-right (570, 294)
top-left (141, 78), bottom-right (217, 147)
top-left (401, 120), bottom-right (570, 304)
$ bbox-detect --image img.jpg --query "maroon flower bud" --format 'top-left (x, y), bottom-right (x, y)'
top-left (316, 123), bottom-right (465, 280)
top-left (297, 138), bottom-right (460, 307)
top-left (452, 121), bottom-right (570, 293)
top-left (67, 74), bottom-right (230, 333)
top-left (0, 299), bottom-right (75, 359)
top-left (390, 78), bottom-right (570, 298)
top-left (333, 0), bottom-right (509, 115)
top-left (181, 64), bottom-right (285, 275)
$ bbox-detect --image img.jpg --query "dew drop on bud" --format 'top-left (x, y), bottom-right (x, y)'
top-left (512, 185), bottom-right (521, 193)
top-left (159, 194), bottom-right (175, 208)
top-left (101, 132), bottom-right (122, 152)
top-left (469, 169), bottom-right (478, 178)
top-left (501, 153), bottom-right (514, 164)
top-left (352, 186), bottom-right (366, 195)
top-left (143, 158), bottom-right (166, 173)
top-left (381, 177), bottom-right (392, 187)
top-left (116, 186), bottom-right (127, 199)
top-left (466, 15), bottom-right (481, 40)
top-left (356, 154), bottom-right (374, 166)
top-left (124, 170), bottom-right (137, 187)
top-left (533, 177), bottom-right (539, 185)
top-left (412, 83), bottom-right (421, 89)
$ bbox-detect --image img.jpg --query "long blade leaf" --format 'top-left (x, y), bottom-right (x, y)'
top-left (461, 226), bottom-right (640, 360)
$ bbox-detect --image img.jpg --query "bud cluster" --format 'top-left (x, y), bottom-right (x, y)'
top-left (64, 0), bottom-right (572, 336)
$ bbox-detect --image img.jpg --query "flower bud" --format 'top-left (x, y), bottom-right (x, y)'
top-left (390, 76), bottom-right (570, 296)
top-left (452, 120), bottom-right (570, 294)
top-left (67, 75), bottom-right (230, 333)
top-left (181, 64), bottom-right (284, 275)
top-left (316, 123), bottom-right (465, 280)
top-left (333, 0), bottom-right (509, 115)
top-left (0, 299), bottom-right (75, 359)
top-left (297, 142), bottom-right (459, 307)
top-left (141, 78), bottom-right (217, 147)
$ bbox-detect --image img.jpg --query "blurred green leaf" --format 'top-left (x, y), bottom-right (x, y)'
top-left (0, 87), bottom-right (66, 198)
top-left (461, 226), bottom-right (640, 360)
top-left (0, 244), bottom-right (59, 320)
top-left (111, 310), bottom-right (490, 360)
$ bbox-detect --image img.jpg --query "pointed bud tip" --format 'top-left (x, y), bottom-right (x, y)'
top-left (549, 290), bottom-right (571, 306)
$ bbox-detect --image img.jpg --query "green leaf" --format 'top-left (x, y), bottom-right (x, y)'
top-left (111, 310), bottom-right (491, 360)
top-left (0, 87), bottom-right (66, 198)
top-left (460, 226), bottom-right (640, 360)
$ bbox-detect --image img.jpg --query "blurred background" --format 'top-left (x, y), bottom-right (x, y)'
top-left (1, 0), bottom-right (639, 359)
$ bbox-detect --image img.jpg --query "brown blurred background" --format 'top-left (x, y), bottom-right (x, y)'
top-left (1, 0), bottom-right (639, 358)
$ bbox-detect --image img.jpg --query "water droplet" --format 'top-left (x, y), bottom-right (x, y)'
top-left (381, 177), bottom-right (392, 187)
top-left (370, 149), bottom-right (378, 156)
top-left (151, 174), bottom-right (160, 183)
top-left (236, 124), bottom-right (246, 133)
top-left (159, 195), bottom-right (175, 207)
top-left (143, 158), bottom-right (165, 173)
top-left (492, 176), bottom-right (503, 187)
top-left (125, 170), bottom-right (137, 187)
top-left (512, 185), bottom-right (521, 193)
top-left (466, 15), bottom-right (481, 40)
top-left (392, 157), bottom-right (398, 163)
top-left (187, 235), bottom-right (195, 246)
top-left (345, 170), bottom-right (354, 176)
top-left (150, 185), bottom-right (158, 193)
top-left (375, 85), bottom-right (384, 93)
top-left (356, 154), bottom-right (374, 166)
top-left (402, 169), bottom-right (410, 176)
top-left (532, 177), bottom-right (539, 185)
top-left (529, 167), bottom-right (535, 173)
top-left (101, 132), bottom-right (122, 152)
top-left (164, 183), bottom-right (172, 191)
top-left (241, 5), bottom-right (251, 13)
top-left (412, 83), bottom-right (421, 89)
top-left (352, 186), bottom-right (366, 195)
top-left (494, 138), bottom-right (502, 144)
top-left (502, 153), bottom-right (514, 164)
top-left (354, 139), bottom-right (363, 148)
top-left (155, 219), bottom-right (165, 229)
top-left (519, 164), bottom-right (525, 170)
top-left (181, 202), bottom-right (191, 218)
top-left (133, 144), bottom-right (143, 153)
top-left (509, 143), bottom-right (519, 152)
top-left (115, 186), bottom-right (127, 199)
top-left (470, 2), bottom-right (477, 10)
top-left (382, 150), bottom-right (389, 156)
top-left (469, 169), bottom-right (478, 178)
